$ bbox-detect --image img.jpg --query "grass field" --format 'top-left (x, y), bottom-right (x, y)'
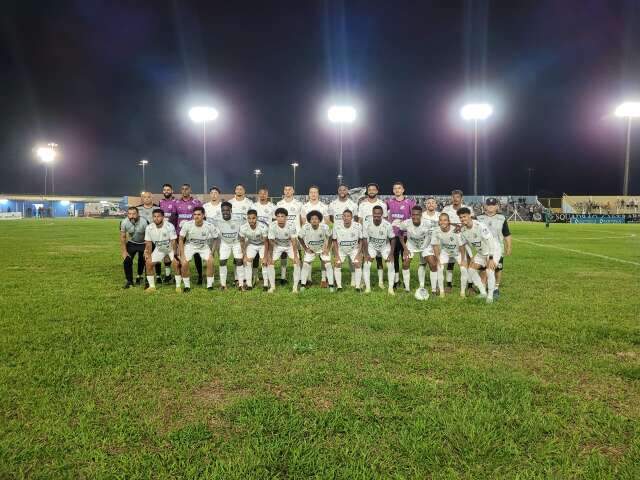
top-left (1, 219), bottom-right (639, 478)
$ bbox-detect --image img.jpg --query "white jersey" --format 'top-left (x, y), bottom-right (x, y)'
top-left (228, 197), bottom-right (254, 222)
top-left (477, 213), bottom-right (509, 252)
top-left (239, 222), bottom-right (268, 246)
top-left (328, 198), bottom-right (358, 223)
top-left (214, 218), bottom-right (242, 245)
top-left (203, 202), bottom-right (222, 224)
top-left (144, 221), bottom-right (177, 253)
top-left (442, 204), bottom-right (470, 225)
top-left (358, 199), bottom-right (388, 224)
top-left (301, 200), bottom-right (329, 222)
top-left (363, 219), bottom-right (394, 251)
top-left (421, 210), bottom-right (440, 229)
top-left (460, 220), bottom-right (500, 257)
top-left (299, 223), bottom-right (330, 252)
top-left (268, 221), bottom-right (298, 247)
top-left (179, 220), bottom-right (218, 248)
top-left (254, 201), bottom-right (276, 227)
top-left (399, 219), bottom-right (432, 251)
top-left (333, 222), bottom-right (362, 254)
top-left (430, 227), bottom-right (462, 256)
top-left (276, 198), bottom-right (303, 231)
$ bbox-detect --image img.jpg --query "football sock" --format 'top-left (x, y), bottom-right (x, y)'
top-left (418, 265), bottom-right (426, 288)
top-left (402, 269), bottom-right (411, 290)
top-left (146, 275), bottom-right (155, 288)
top-left (333, 267), bottom-right (342, 288)
top-left (183, 277), bottom-right (191, 288)
top-left (429, 271), bottom-right (438, 293)
top-left (363, 262), bottom-right (372, 290)
top-left (219, 266), bottom-right (227, 286)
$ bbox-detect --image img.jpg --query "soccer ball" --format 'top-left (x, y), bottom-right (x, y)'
top-left (414, 288), bottom-right (429, 301)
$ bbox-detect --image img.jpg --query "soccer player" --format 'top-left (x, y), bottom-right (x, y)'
top-left (458, 207), bottom-right (500, 303)
top-left (442, 189), bottom-right (472, 293)
top-left (240, 209), bottom-right (269, 290)
top-left (137, 191), bottom-right (157, 224)
top-left (362, 205), bottom-right (396, 295)
top-left (120, 206), bottom-right (149, 288)
top-left (178, 206), bottom-right (218, 292)
top-left (300, 186), bottom-right (330, 286)
top-left (329, 184), bottom-right (358, 223)
top-left (397, 205), bottom-right (438, 294)
top-left (275, 185), bottom-right (303, 284)
top-left (357, 183), bottom-right (387, 225)
top-left (203, 186), bottom-right (223, 224)
top-left (422, 196), bottom-right (440, 229)
top-left (228, 184), bottom-right (254, 222)
top-left (175, 184), bottom-right (204, 284)
top-left (254, 186), bottom-right (276, 228)
top-left (143, 208), bottom-right (179, 291)
top-left (266, 207), bottom-right (301, 293)
top-left (298, 211), bottom-right (333, 289)
top-left (159, 183), bottom-right (178, 229)
top-left (386, 181), bottom-right (415, 288)
top-left (431, 212), bottom-right (468, 297)
top-left (477, 197), bottom-right (512, 299)
top-left (331, 209), bottom-right (363, 291)
top-left (215, 202), bottom-right (244, 290)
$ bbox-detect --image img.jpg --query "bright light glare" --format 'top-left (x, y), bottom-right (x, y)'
top-left (189, 106), bottom-right (219, 123)
top-left (460, 103), bottom-right (493, 121)
top-left (60, 200), bottom-right (70, 206)
top-left (254, 169), bottom-right (261, 175)
top-left (36, 146), bottom-right (56, 163)
top-left (291, 162), bottom-right (299, 168)
top-left (139, 159), bottom-right (149, 165)
top-left (615, 102), bottom-right (640, 118)
top-left (0, 199), bottom-right (8, 204)
top-left (328, 105), bottom-right (357, 124)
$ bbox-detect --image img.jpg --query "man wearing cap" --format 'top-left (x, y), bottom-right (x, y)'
top-left (477, 197), bottom-right (512, 299)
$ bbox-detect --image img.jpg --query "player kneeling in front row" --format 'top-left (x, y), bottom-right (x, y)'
top-left (215, 202), bottom-right (244, 291)
top-left (298, 211), bottom-right (333, 290)
top-left (178, 207), bottom-right (218, 292)
top-left (431, 212), bottom-right (468, 297)
top-left (397, 205), bottom-right (439, 297)
top-left (266, 208), bottom-right (301, 293)
top-left (331, 209), bottom-right (362, 291)
top-left (458, 207), bottom-right (500, 304)
top-left (240, 209), bottom-right (269, 291)
top-left (362, 205), bottom-right (396, 295)
top-left (144, 208), bottom-right (180, 291)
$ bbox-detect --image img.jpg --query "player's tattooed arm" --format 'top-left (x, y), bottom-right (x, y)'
top-left (120, 231), bottom-right (129, 259)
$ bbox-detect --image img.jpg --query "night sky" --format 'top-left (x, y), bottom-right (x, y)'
top-left (1, 0), bottom-right (639, 197)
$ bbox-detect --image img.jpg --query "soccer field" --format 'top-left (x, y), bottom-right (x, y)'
top-left (1, 219), bottom-right (639, 478)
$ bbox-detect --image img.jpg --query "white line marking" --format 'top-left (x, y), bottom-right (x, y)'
top-left (514, 238), bottom-right (640, 266)
top-left (517, 234), bottom-right (637, 241)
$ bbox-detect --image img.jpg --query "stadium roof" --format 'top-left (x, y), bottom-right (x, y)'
top-left (0, 194), bottom-right (123, 202)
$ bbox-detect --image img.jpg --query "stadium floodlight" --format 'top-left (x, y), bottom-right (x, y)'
top-left (460, 103), bottom-right (493, 195)
top-left (290, 162), bottom-right (299, 191)
top-left (189, 106), bottom-right (219, 195)
top-left (138, 159), bottom-right (149, 193)
top-left (615, 102), bottom-right (640, 195)
top-left (328, 105), bottom-right (357, 187)
top-left (254, 169), bottom-right (262, 194)
top-left (36, 145), bottom-right (57, 197)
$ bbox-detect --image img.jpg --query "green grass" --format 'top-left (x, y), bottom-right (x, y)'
top-left (1, 219), bottom-right (639, 479)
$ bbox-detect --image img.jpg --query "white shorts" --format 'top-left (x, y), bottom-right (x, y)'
top-left (336, 249), bottom-right (360, 264)
top-left (367, 244), bottom-right (391, 260)
top-left (151, 249), bottom-right (174, 263)
top-left (438, 250), bottom-right (462, 265)
top-left (303, 250), bottom-right (331, 263)
top-left (272, 244), bottom-right (296, 261)
top-left (219, 241), bottom-right (242, 261)
top-left (184, 244), bottom-right (211, 262)
top-left (406, 244), bottom-right (434, 259)
top-left (245, 244), bottom-right (265, 261)
top-left (471, 253), bottom-right (495, 269)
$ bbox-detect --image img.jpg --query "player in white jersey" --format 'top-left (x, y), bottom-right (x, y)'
top-left (204, 186), bottom-right (223, 224)
top-left (298, 210), bottom-right (333, 289)
top-left (266, 207), bottom-right (301, 293)
top-left (239, 209), bottom-right (269, 291)
top-left (442, 189), bottom-right (473, 293)
top-left (477, 197), bottom-right (512, 299)
top-left (254, 186), bottom-right (276, 227)
top-left (458, 207), bottom-right (500, 303)
top-left (397, 205), bottom-right (438, 295)
top-left (361, 205), bottom-right (396, 295)
top-left (357, 183), bottom-right (388, 225)
top-left (331, 209), bottom-right (363, 292)
top-left (300, 185), bottom-right (330, 287)
top-left (143, 208), bottom-right (179, 291)
top-left (228, 184), bottom-right (254, 222)
top-left (179, 207), bottom-right (218, 292)
top-left (431, 212), bottom-right (469, 297)
top-left (329, 184), bottom-right (359, 223)
top-left (215, 202), bottom-right (244, 290)
top-left (421, 196), bottom-right (440, 229)
top-left (276, 185), bottom-right (303, 284)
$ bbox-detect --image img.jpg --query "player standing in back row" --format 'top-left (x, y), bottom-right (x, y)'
top-left (276, 185), bottom-right (303, 285)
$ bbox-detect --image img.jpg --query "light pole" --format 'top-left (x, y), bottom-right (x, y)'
top-left (189, 106), bottom-right (219, 194)
top-left (47, 142), bottom-right (59, 194)
top-left (254, 169), bottom-right (262, 194)
top-left (615, 102), bottom-right (640, 195)
top-left (36, 146), bottom-right (56, 197)
top-left (290, 162), bottom-right (299, 191)
top-left (461, 103), bottom-right (493, 195)
top-left (328, 105), bottom-right (357, 187)
top-left (139, 159), bottom-right (149, 192)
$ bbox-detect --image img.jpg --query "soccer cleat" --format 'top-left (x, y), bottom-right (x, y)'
top-left (444, 286), bottom-right (452, 294)
top-left (239, 285), bottom-right (246, 292)
top-left (350, 280), bottom-right (356, 287)
top-left (176, 287), bottom-right (182, 293)
top-left (145, 286), bottom-right (156, 293)
top-left (393, 281), bottom-right (399, 290)
top-left (183, 287), bottom-right (191, 293)
top-left (388, 288), bottom-right (395, 296)
top-left (478, 292), bottom-right (487, 299)
top-left (320, 280), bottom-right (328, 288)
top-left (246, 286), bottom-right (253, 291)
top-left (123, 282), bottom-right (133, 289)
top-left (378, 282), bottom-right (385, 290)
top-left (220, 286), bottom-right (227, 291)
top-left (280, 278), bottom-right (288, 285)
top-left (336, 287), bottom-right (343, 292)
top-left (268, 286), bottom-right (276, 293)
top-left (486, 296), bottom-right (494, 304)
top-left (365, 287), bottom-right (371, 293)
top-left (156, 276), bottom-right (163, 284)
top-left (355, 288), bottom-right (361, 293)
top-left (164, 275), bottom-right (173, 284)
top-left (144, 281), bottom-right (150, 289)
top-left (197, 276), bottom-right (203, 285)
top-left (439, 290), bottom-right (446, 298)
top-left (460, 290), bottom-right (466, 298)
top-left (292, 286), bottom-right (299, 293)
top-left (207, 286), bottom-right (214, 291)
top-left (135, 277), bottom-right (143, 285)
top-left (263, 286), bottom-right (269, 292)
top-left (329, 286), bottom-right (335, 293)
top-left (493, 288), bottom-right (500, 299)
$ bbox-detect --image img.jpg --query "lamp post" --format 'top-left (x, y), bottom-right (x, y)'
top-left (36, 146), bottom-right (56, 197)
top-left (460, 103), bottom-right (493, 196)
top-left (189, 106), bottom-right (219, 194)
top-left (615, 102), bottom-right (640, 195)
top-left (47, 142), bottom-right (59, 194)
top-left (328, 105), bottom-right (357, 187)
top-left (254, 169), bottom-right (262, 194)
top-left (138, 159), bottom-right (149, 192)
top-left (290, 162), bottom-right (299, 191)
